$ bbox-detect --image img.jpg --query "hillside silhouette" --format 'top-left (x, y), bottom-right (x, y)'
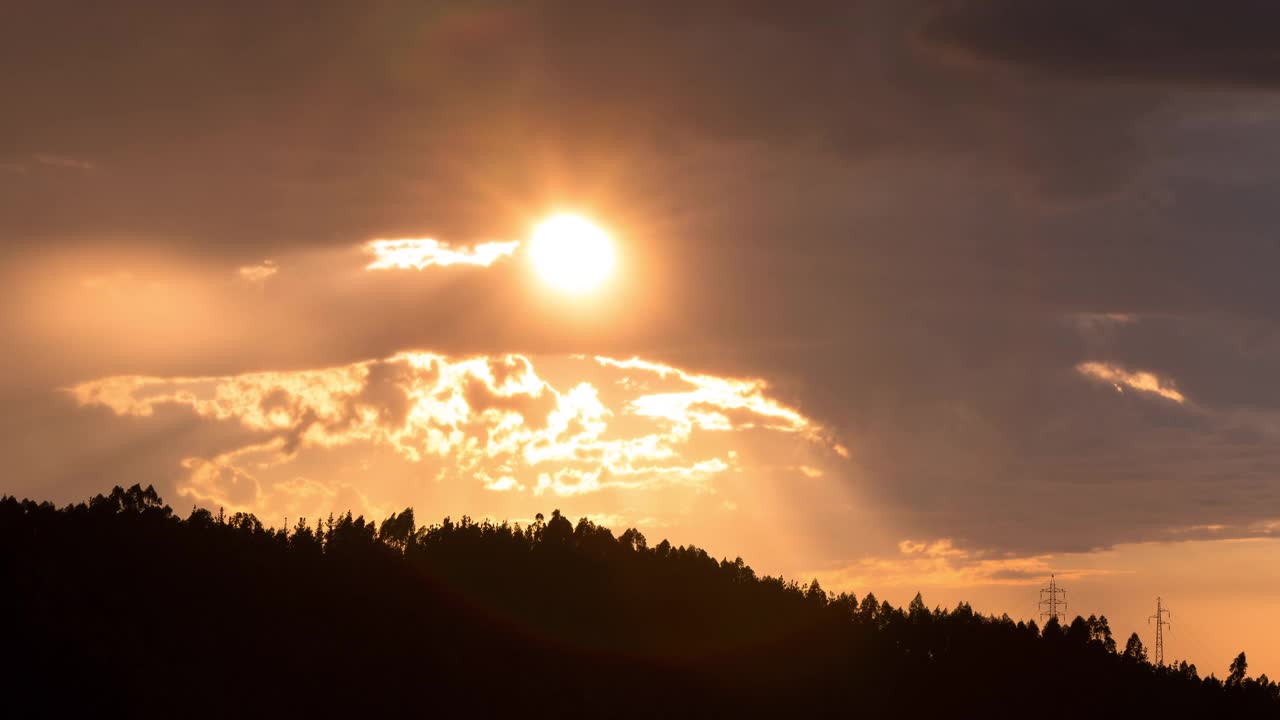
top-left (3, 484), bottom-right (1278, 718)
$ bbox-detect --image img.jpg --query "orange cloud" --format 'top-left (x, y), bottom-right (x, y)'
top-left (69, 353), bottom-right (847, 515)
top-left (364, 238), bottom-right (519, 270)
top-left (1076, 361), bottom-right (1186, 403)
top-left (593, 356), bottom-right (847, 452)
top-left (811, 537), bottom-right (1120, 592)
top-left (237, 260), bottom-right (278, 285)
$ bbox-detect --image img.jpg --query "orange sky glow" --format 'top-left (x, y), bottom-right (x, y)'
top-left (7, 2), bottom-right (1280, 683)
top-left (0, 224), bottom-right (1267, 680)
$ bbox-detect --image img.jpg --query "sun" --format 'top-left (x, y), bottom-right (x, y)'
top-left (529, 214), bottom-right (616, 293)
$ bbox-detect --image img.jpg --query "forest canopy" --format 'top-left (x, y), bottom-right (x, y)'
top-left (3, 484), bottom-right (1278, 717)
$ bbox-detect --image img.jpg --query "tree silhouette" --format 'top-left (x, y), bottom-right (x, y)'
top-left (1124, 632), bottom-right (1148, 663)
top-left (2, 484), bottom-right (1278, 718)
top-left (1230, 652), bottom-right (1250, 687)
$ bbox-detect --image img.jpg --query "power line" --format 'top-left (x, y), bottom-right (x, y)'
top-left (1149, 596), bottom-right (1171, 666)
top-left (1039, 574), bottom-right (1067, 624)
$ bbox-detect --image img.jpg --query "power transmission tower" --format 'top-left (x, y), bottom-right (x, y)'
top-left (1149, 596), bottom-right (1171, 665)
top-left (1039, 574), bottom-right (1067, 624)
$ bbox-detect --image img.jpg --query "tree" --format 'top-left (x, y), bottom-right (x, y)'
top-left (1066, 615), bottom-right (1091, 645)
top-left (806, 579), bottom-right (827, 608)
top-left (378, 507), bottom-right (415, 550)
top-left (907, 591), bottom-right (928, 621)
top-left (89, 484), bottom-right (172, 517)
top-left (5, 484), bottom-right (1280, 716)
top-left (857, 593), bottom-right (879, 624)
top-left (1123, 633), bottom-right (1147, 663)
top-left (1093, 615), bottom-right (1117, 654)
top-left (544, 509), bottom-right (573, 545)
top-left (1228, 652), bottom-right (1248, 687)
top-left (618, 527), bottom-right (647, 551)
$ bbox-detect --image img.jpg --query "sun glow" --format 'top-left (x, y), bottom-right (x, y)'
top-left (529, 214), bottom-right (616, 293)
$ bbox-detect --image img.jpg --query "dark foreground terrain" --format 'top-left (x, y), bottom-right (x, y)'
top-left (3, 485), bottom-right (1277, 717)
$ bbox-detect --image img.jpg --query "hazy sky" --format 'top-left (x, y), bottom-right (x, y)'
top-left (6, 0), bottom-right (1280, 679)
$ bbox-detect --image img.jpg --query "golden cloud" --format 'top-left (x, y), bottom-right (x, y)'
top-left (69, 353), bottom-right (846, 515)
top-left (811, 537), bottom-right (1118, 592)
top-left (236, 260), bottom-right (278, 286)
top-left (364, 238), bottom-right (519, 270)
top-left (1076, 361), bottom-right (1186, 403)
top-left (592, 356), bottom-right (848, 454)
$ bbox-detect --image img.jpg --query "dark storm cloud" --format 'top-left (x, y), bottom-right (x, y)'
top-left (924, 0), bottom-right (1280, 89)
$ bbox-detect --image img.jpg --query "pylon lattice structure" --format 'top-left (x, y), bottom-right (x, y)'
top-left (1039, 574), bottom-right (1067, 624)
top-left (1149, 596), bottom-right (1171, 666)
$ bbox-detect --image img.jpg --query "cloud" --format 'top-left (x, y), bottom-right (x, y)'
top-left (34, 154), bottom-right (95, 171)
top-left (69, 352), bottom-right (846, 516)
top-left (1076, 361), bottom-right (1186, 403)
top-left (237, 261), bottom-right (278, 286)
top-left (811, 536), bottom-right (1120, 592)
top-left (364, 239), bottom-right (520, 270)
top-left (1250, 518), bottom-right (1280, 534)
top-left (1066, 312), bottom-right (1137, 335)
top-left (923, 0), bottom-right (1280, 89)
top-left (181, 443), bottom-right (268, 509)
top-left (1163, 518), bottom-right (1280, 541)
top-left (0, 0), bottom-right (1175, 264)
top-left (593, 356), bottom-right (834, 442)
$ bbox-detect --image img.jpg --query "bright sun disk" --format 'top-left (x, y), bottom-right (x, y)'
top-left (529, 214), bottom-right (615, 294)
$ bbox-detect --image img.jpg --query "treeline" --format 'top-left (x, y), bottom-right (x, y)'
top-left (2, 484), bottom-right (1278, 718)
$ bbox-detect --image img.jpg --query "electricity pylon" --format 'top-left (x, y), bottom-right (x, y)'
top-left (1149, 596), bottom-right (1171, 665)
top-left (1039, 574), bottom-right (1067, 624)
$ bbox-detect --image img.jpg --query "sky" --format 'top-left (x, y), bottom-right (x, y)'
top-left (5, 0), bottom-right (1280, 680)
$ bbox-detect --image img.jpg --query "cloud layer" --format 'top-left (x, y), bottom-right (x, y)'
top-left (925, 0), bottom-right (1280, 89)
top-left (70, 353), bottom-right (845, 524)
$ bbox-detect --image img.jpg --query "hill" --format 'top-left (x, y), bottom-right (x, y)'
top-left (3, 484), bottom-right (1277, 717)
